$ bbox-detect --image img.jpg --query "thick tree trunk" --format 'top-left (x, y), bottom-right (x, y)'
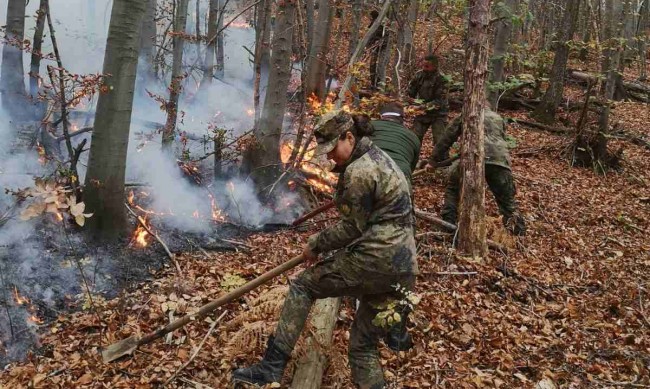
top-left (488, 0), bottom-right (517, 108)
top-left (304, 0), bottom-right (334, 101)
top-left (203, 0), bottom-right (219, 84)
top-left (1, 0), bottom-right (27, 119)
top-left (29, 0), bottom-right (48, 99)
top-left (289, 298), bottom-right (340, 389)
top-left (531, 0), bottom-right (580, 123)
top-left (84, 0), bottom-right (146, 239)
top-left (376, 23), bottom-right (394, 91)
top-left (305, 0), bottom-right (315, 55)
top-left (140, 0), bottom-right (157, 80)
top-left (162, 0), bottom-right (190, 152)
top-left (457, 0), bottom-right (490, 258)
top-left (244, 0), bottom-right (296, 192)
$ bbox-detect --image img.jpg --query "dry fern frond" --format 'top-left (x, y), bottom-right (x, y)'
top-left (224, 298), bottom-right (285, 331)
top-left (224, 320), bottom-right (276, 359)
top-left (247, 285), bottom-right (289, 306)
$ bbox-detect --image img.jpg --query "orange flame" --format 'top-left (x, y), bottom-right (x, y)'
top-left (128, 191), bottom-right (135, 205)
top-left (13, 287), bottom-right (29, 305)
top-left (133, 217), bottom-right (150, 247)
top-left (246, 108), bottom-right (254, 116)
top-left (55, 212), bottom-right (63, 222)
top-left (209, 194), bottom-right (226, 222)
top-left (192, 210), bottom-right (200, 218)
top-left (29, 315), bottom-right (44, 324)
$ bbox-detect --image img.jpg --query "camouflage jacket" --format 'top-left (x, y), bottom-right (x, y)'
top-left (307, 137), bottom-right (419, 276)
top-left (431, 109), bottom-right (511, 170)
top-left (408, 70), bottom-right (449, 116)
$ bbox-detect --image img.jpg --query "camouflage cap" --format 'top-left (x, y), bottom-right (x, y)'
top-left (313, 110), bottom-right (354, 156)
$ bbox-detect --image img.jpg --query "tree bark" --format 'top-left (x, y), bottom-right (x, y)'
top-left (457, 0), bottom-right (491, 258)
top-left (348, 0), bottom-right (363, 59)
top-left (140, 0), bottom-right (157, 80)
top-left (29, 0), bottom-right (48, 99)
top-left (203, 0), bottom-right (219, 84)
top-left (162, 0), bottom-right (190, 152)
top-left (244, 0), bottom-right (297, 192)
top-left (84, 0), bottom-right (146, 239)
top-left (289, 298), bottom-right (340, 389)
top-left (488, 0), bottom-right (517, 108)
top-left (1, 0), bottom-right (27, 119)
top-left (304, 0), bottom-right (334, 101)
top-left (305, 0), bottom-right (315, 55)
top-left (531, 0), bottom-right (580, 123)
top-left (215, 0), bottom-right (225, 80)
top-left (638, 0), bottom-right (649, 81)
top-left (253, 0), bottom-right (272, 129)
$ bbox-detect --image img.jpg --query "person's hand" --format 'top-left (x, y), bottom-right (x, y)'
top-left (424, 160), bottom-right (438, 172)
top-left (302, 244), bottom-right (319, 266)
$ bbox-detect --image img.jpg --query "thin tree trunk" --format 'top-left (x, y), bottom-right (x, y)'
top-left (488, 0), bottom-right (517, 108)
top-left (532, 0), bottom-right (580, 123)
top-left (196, 0), bottom-right (201, 39)
top-left (162, 0), bottom-right (190, 152)
top-left (84, 0), bottom-right (146, 239)
top-left (1, 0), bottom-right (27, 119)
top-left (638, 0), bottom-right (649, 81)
top-left (244, 0), bottom-right (296, 192)
top-left (377, 23), bottom-right (394, 90)
top-left (203, 0), bottom-right (219, 84)
top-left (400, 0), bottom-right (418, 72)
top-left (599, 0), bottom-right (627, 137)
top-left (30, 0), bottom-right (48, 98)
top-left (457, 0), bottom-right (491, 258)
top-left (305, 0), bottom-right (315, 55)
top-left (253, 0), bottom-right (272, 129)
top-left (304, 0), bottom-right (334, 101)
top-left (215, 0), bottom-right (225, 80)
top-left (348, 0), bottom-right (363, 59)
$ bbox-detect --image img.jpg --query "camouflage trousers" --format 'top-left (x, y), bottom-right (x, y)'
top-left (441, 163), bottom-right (526, 235)
top-left (273, 251), bottom-right (415, 388)
top-left (413, 114), bottom-right (448, 152)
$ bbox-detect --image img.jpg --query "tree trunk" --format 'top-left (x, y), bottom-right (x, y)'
top-left (304, 0), bottom-right (334, 101)
top-left (376, 22), bottom-right (394, 91)
top-left (638, 0), bottom-right (648, 81)
top-left (140, 0), bottom-right (157, 80)
top-left (84, 0), bottom-right (146, 239)
top-left (457, 0), bottom-right (490, 258)
top-left (215, 0), bottom-right (225, 80)
top-left (531, 0), bottom-right (580, 123)
top-left (203, 0), bottom-right (219, 84)
top-left (305, 0), bottom-right (315, 55)
top-left (244, 0), bottom-right (296, 193)
top-left (253, 0), bottom-right (272, 129)
top-left (29, 0), bottom-right (48, 99)
top-left (1, 0), bottom-right (27, 119)
top-left (289, 298), bottom-right (340, 389)
top-left (348, 0), bottom-right (363, 59)
top-left (195, 0), bottom-right (201, 39)
top-left (488, 0), bottom-right (517, 108)
top-left (400, 0), bottom-right (418, 73)
top-left (162, 0), bottom-right (190, 152)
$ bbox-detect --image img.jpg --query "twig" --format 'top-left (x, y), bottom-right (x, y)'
top-left (163, 310), bottom-right (228, 386)
top-left (178, 377), bottom-right (217, 389)
top-left (428, 271), bottom-right (478, 276)
top-left (218, 238), bottom-right (253, 250)
top-left (124, 203), bottom-right (182, 275)
top-left (55, 126), bottom-right (93, 142)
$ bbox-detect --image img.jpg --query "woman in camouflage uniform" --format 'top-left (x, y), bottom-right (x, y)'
top-left (233, 111), bottom-right (418, 389)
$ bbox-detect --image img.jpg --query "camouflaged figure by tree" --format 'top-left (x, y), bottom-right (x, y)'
top-left (432, 109), bottom-right (527, 235)
top-left (232, 110), bottom-right (418, 389)
top-left (408, 55), bottom-right (450, 151)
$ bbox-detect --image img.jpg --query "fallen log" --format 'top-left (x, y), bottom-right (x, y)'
top-left (568, 70), bottom-right (650, 101)
top-left (290, 298), bottom-right (341, 389)
top-left (414, 209), bottom-right (507, 252)
top-left (506, 117), bottom-right (572, 135)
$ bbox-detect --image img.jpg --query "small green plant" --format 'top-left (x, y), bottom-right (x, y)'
top-left (372, 284), bottom-right (421, 329)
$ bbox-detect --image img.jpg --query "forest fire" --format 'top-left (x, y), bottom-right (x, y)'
top-left (13, 288), bottom-right (43, 325)
top-left (280, 142), bottom-right (336, 193)
top-left (13, 287), bottom-right (29, 306)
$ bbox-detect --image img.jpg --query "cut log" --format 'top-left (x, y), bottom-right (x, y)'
top-left (505, 118), bottom-right (572, 135)
top-left (568, 70), bottom-right (650, 101)
top-left (290, 297), bottom-right (341, 389)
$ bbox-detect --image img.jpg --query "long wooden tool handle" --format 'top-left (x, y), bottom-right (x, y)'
top-left (137, 254), bottom-right (305, 346)
top-left (292, 201), bottom-right (336, 226)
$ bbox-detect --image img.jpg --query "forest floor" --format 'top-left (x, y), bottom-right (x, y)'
top-left (1, 93), bottom-right (648, 388)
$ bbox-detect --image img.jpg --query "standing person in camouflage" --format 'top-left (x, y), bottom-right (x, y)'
top-left (370, 101), bottom-right (421, 186)
top-left (423, 108), bottom-right (527, 235)
top-left (408, 54), bottom-right (450, 154)
top-left (232, 110), bottom-right (418, 389)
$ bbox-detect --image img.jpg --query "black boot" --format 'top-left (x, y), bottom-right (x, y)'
top-left (232, 336), bottom-right (290, 386)
top-left (385, 321), bottom-right (413, 352)
top-left (504, 213), bottom-right (526, 236)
